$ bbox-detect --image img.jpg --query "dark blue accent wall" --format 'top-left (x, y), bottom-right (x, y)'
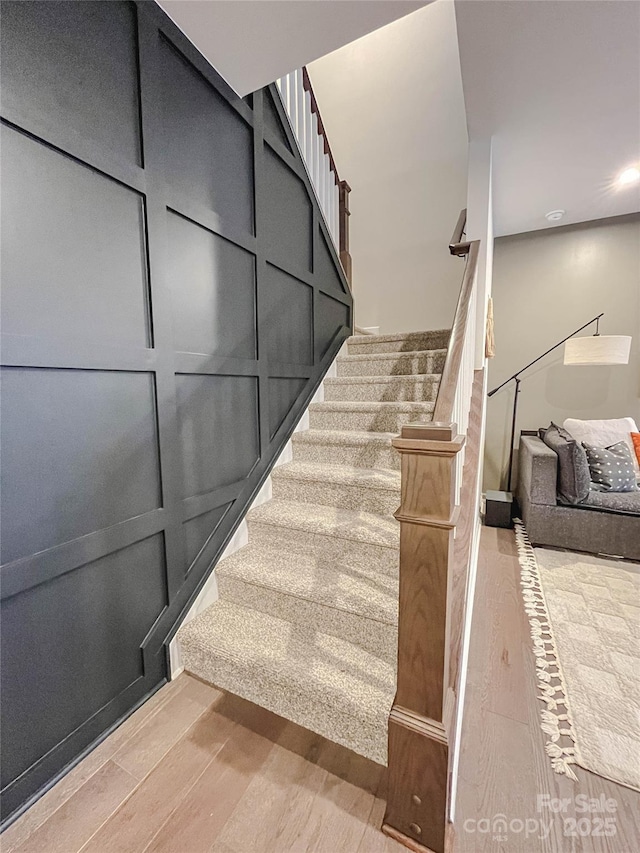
top-left (0, 0), bottom-right (352, 823)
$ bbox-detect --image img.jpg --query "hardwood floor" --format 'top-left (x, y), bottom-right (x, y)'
top-left (2, 527), bottom-right (638, 853)
top-left (453, 527), bottom-right (640, 853)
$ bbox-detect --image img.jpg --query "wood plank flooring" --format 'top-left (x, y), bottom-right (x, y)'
top-left (453, 527), bottom-right (640, 853)
top-left (2, 527), bottom-right (638, 852)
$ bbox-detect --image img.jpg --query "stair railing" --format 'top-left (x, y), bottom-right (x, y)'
top-left (276, 68), bottom-right (352, 283)
top-left (383, 211), bottom-right (484, 853)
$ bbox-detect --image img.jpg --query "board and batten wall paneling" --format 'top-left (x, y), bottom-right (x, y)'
top-left (0, 0), bottom-right (352, 823)
top-left (484, 213), bottom-right (640, 491)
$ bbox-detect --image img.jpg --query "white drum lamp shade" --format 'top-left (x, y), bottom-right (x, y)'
top-left (564, 335), bottom-right (632, 366)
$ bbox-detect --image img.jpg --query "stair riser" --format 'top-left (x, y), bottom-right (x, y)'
top-left (338, 352), bottom-right (446, 377)
top-left (247, 520), bottom-right (399, 574)
top-left (181, 644), bottom-right (389, 765)
top-left (272, 477), bottom-right (400, 516)
top-left (324, 377), bottom-right (440, 403)
top-left (309, 408), bottom-right (433, 433)
top-left (348, 332), bottom-right (450, 355)
top-left (217, 575), bottom-right (398, 664)
top-left (293, 438), bottom-right (400, 470)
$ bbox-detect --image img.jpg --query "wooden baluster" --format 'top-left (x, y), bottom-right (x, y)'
top-left (382, 422), bottom-right (464, 853)
top-left (338, 179), bottom-right (352, 284)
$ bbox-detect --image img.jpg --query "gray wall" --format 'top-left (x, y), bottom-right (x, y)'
top-left (484, 213), bottom-right (640, 491)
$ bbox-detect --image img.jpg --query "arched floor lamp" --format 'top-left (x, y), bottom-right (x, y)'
top-left (488, 313), bottom-right (632, 492)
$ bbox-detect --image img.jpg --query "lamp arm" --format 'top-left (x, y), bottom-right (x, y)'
top-left (487, 313), bottom-right (604, 397)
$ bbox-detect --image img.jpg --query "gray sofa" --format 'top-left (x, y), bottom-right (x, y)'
top-left (517, 435), bottom-right (640, 561)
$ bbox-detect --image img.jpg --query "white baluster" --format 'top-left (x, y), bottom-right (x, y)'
top-left (314, 123), bottom-right (322, 201)
top-left (281, 74), bottom-right (290, 118)
top-left (295, 69), bottom-right (305, 147)
top-left (286, 73), bottom-right (296, 133)
top-left (334, 178), bottom-right (338, 243)
top-left (305, 91), bottom-right (313, 185)
top-left (276, 69), bottom-right (341, 252)
top-left (318, 142), bottom-right (325, 218)
top-left (324, 152), bottom-right (332, 229)
top-left (317, 146), bottom-right (323, 205)
top-left (322, 152), bottom-right (329, 224)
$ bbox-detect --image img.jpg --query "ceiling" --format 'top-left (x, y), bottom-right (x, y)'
top-left (455, 0), bottom-right (640, 236)
top-left (157, 0), bottom-right (428, 96)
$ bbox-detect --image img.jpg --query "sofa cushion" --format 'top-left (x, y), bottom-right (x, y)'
top-left (541, 422), bottom-right (590, 504)
top-left (583, 441), bottom-right (638, 493)
top-left (581, 489), bottom-right (640, 516)
top-left (564, 417), bottom-right (639, 476)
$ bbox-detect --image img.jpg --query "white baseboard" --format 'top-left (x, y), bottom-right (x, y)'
top-left (448, 515), bottom-right (482, 822)
top-left (168, 347), bottom-right (343, 677)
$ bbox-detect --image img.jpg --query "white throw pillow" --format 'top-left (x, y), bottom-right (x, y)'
top-left (563, 417), bottom-right (639, 476)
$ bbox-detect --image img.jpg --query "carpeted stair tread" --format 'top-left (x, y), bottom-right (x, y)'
top-left (293, 428), bottom-right (396, 448)
top-left (272, 460), bottom-right (401, 493)
top-left (308, 400), bottom-right (434, 432)
top-left (323, 374), bottom-right (440, 403)
top-left (177, 599), bottom-right (395, 764)
top-left (348, 329), bottom-right (450, 343)
top-left (338, 348), bottom-right (447, 364)
top-left (271, 461), bottom-right (400, 515)
top-left (248, 498), bottom-right (399, 550)
top-left (291, 428), bottom-right (400, 470)
top-left (347, 329), bottom-right (450, 354)
top-left (324, 373), bottom-right (441, 385)
top-left (337, 349), bottom-right (447, 377)
top-left (216, 540), bottom-right (399, 625)
top-left (308, 400), bottom-right (435, 414)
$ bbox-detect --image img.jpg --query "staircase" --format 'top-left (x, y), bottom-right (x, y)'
top-left (177, 328), bottom-right (449, 765)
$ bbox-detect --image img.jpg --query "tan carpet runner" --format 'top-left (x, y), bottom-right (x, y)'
top-left (177, 329), bottom-right (449, 764)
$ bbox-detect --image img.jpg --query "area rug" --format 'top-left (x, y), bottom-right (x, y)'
top-left (514, 521), bottom-right (640, 791)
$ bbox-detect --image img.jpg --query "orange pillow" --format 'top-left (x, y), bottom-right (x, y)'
top-left (632, 432), bottom-right (640, 467)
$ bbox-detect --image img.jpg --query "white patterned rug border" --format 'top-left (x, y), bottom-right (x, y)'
top-left (514, 519), bottom-right (582, 781)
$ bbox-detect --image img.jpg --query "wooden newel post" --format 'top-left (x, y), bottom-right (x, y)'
top-left (383, 422), bottom-right (464, 853)
top-left (338, 180), bottom-right (352, 285)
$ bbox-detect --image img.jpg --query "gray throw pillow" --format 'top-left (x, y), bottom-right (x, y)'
top-left (541, 422), bottom-right (591, 504)
top-left (583, 441), bottom-right (639, 493)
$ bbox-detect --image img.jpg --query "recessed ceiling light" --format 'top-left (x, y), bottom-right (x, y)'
top-left (545, 209), bottom-right (565, 222)
top-left (617, 166), bottom-right (640, 186)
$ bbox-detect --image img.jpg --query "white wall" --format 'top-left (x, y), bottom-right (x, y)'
top-left (308, 0), bottom-right (468, 334)
top-left (157, 0), bottom-right (428, 96)
top-left (465, 138), bottom-right (494, 368)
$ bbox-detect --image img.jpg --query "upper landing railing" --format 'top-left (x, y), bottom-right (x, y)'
top-left (276, 68), bottom-right (352, 283)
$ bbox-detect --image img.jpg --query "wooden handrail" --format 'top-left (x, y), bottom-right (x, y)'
top-left (433, 239), bottom-right (480, 423)
top-left (449, 208), bottom-right (470, 256)
top-left (338, 180), bottom-right (352, 284)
